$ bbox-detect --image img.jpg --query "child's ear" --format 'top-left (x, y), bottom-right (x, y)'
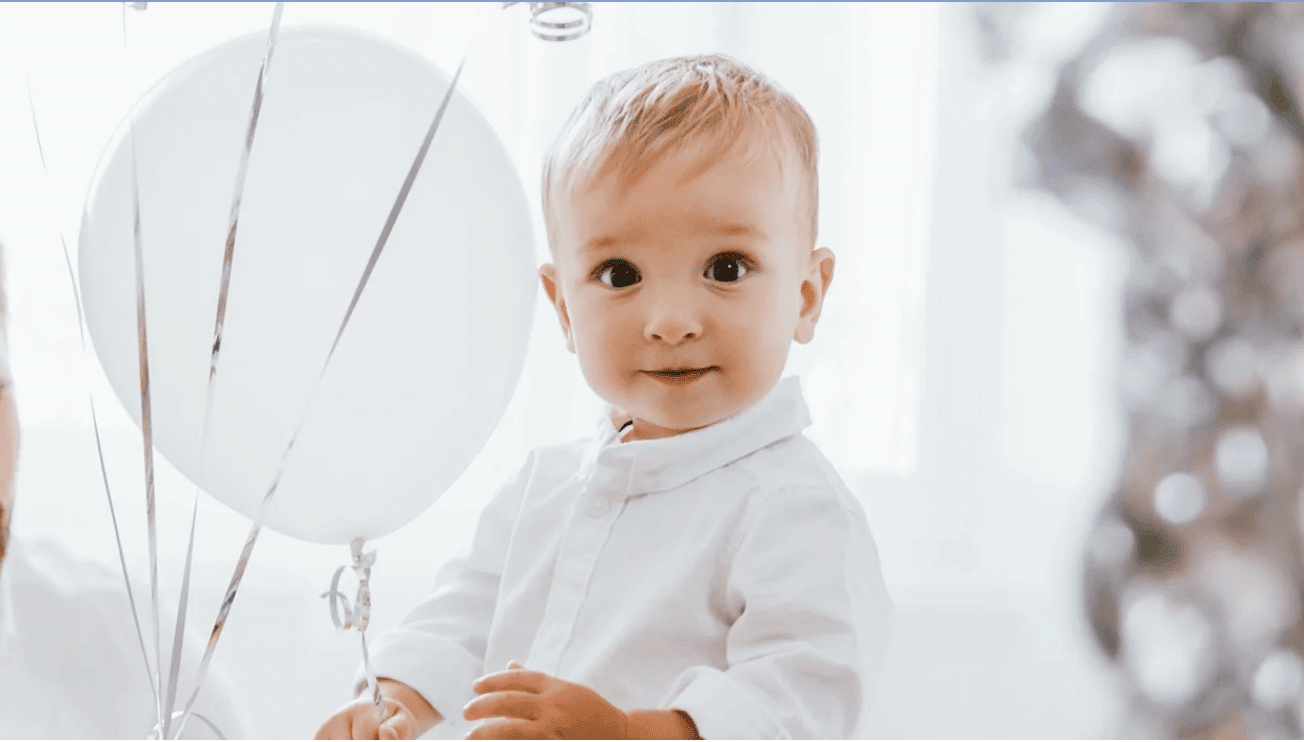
top-left (539, 263), bottom-right (576, 353)
top-left (795, 247), bottom-right (835, 344)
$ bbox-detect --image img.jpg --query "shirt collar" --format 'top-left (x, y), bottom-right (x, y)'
top-left (586, 375), bottom-right (811, 496)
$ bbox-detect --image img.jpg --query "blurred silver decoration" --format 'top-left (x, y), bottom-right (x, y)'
top-left (1007, 2), bottom-right (1304, 738)
top-left (503, 2), bottom-right (592, 42)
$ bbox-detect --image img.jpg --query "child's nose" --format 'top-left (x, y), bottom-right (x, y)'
top-left (644, 295), bottom-right (703, 346)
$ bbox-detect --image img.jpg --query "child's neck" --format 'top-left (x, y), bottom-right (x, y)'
top-left (611, 413), bottom-right (705, 442)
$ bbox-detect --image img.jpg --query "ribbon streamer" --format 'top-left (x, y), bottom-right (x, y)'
top-left (23, 82), bottom-right (160, 712)
top-left (164, 4), bottom-right (283, 738)
top-left (321, 538), bottom-right (385, 711)
top-left (118, 3), bottom-right (174, 734)
top-left (178, 31), bottom-right (473, 732)
top-left (127, 73), bottom-right (165, 742)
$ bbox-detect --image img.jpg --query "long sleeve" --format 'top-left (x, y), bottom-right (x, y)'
top-left (363, 451), bottom-right (536, 726)
top-left (661, 485), bottom-right (892, 739)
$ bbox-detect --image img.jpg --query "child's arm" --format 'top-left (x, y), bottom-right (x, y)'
top-left (626, 710), bottom-right (700, 740)
top-left (661, 485), bottom-right (892, 739)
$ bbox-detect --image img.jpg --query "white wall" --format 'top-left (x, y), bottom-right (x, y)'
top-left (856, 4), bottom-right (1132, 737)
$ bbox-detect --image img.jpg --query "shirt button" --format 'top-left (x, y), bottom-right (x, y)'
top-left (588, 498), bottom-right (610, 517)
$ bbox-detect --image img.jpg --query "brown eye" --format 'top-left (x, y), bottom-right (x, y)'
top-left (705, 254), bottom-right (750, 283)
top-left (598, 260), bottom-right (640, 288)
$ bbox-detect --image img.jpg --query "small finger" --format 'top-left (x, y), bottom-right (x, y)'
top-left (463, 691), bottom-right (540, 722)
top-left (379, 710), bottom-right (415, 740)
top-left (314, 715), bottom-right (349, 740)
top-left (472, 668), bottom-right (548, 695)
top-left (466, 719), bottom-right (538, 740)
top-left (507, 660), bottom-right (524, 670)
top-left (350, 706), bottom-right (381, 740)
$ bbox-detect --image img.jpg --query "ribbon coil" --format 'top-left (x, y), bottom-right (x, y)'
top-left (322, 538), bottom-right (385, 711)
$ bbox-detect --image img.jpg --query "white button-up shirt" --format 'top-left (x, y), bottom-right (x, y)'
top-left (0, 537), bottom-right (246, 739)
top-left (367, 376), bottom-right (892, 739)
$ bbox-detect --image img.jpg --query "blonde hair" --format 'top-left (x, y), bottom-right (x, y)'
top-left (542, 54), bottom-right (819, 248)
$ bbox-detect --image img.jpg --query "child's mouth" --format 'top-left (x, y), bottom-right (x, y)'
top-left (642, 367), bottom-right (717, 386)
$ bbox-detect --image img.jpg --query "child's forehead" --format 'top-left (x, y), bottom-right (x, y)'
top-left (544, 122), bottom-right (815, 256)
top-left (576, 128), bottom-right (800, 204)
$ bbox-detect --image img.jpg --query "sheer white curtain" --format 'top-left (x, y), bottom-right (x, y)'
top-left (0, 3), bottom-right (936, 736)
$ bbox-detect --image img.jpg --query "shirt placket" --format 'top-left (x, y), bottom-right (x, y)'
top-left (529, 454), bottom-right (632, 674)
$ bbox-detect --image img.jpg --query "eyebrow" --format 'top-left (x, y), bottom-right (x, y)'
top-left (580, 235), bottom-right (626, 254)
top-left (707, 223), bottom-right (765, 239)
top-left (580, 223), bottom-right (764, 254)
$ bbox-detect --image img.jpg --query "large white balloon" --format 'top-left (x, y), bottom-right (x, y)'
top-left (79, 25), bottom-right (535, 544)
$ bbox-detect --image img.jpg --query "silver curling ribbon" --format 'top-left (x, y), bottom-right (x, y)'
top-left (503, 2), bottom-right (593, 41)
top-left (321, 538), bottom-right (386, 713)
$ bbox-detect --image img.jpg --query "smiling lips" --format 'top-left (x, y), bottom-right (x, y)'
top-left (642, 366), bottom-right (718, 386)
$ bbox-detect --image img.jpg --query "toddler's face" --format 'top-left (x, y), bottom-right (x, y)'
top-left (541, 140), bottom-right (833, 440)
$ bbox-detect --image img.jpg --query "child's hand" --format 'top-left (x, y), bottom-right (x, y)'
top-left (463, 661), bottom-right (629, 740)
top-left (315, 679), bottom-right (437, 740)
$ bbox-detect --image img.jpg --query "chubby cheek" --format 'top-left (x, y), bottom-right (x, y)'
top-left (733, 289), bottom-right (796, 359)
top-left (722, 323), bottom-right (786, 394)
top-left (568, 298), bottom-right (634, 378)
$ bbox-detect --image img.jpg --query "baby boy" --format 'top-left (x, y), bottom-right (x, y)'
top-left (316, 53), bottom-right (891, 740)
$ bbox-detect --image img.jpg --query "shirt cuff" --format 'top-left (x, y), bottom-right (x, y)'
top-left (356, 628), bottom-right (483, 730)
top-left (660, 666), bottom-right (789, 740)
